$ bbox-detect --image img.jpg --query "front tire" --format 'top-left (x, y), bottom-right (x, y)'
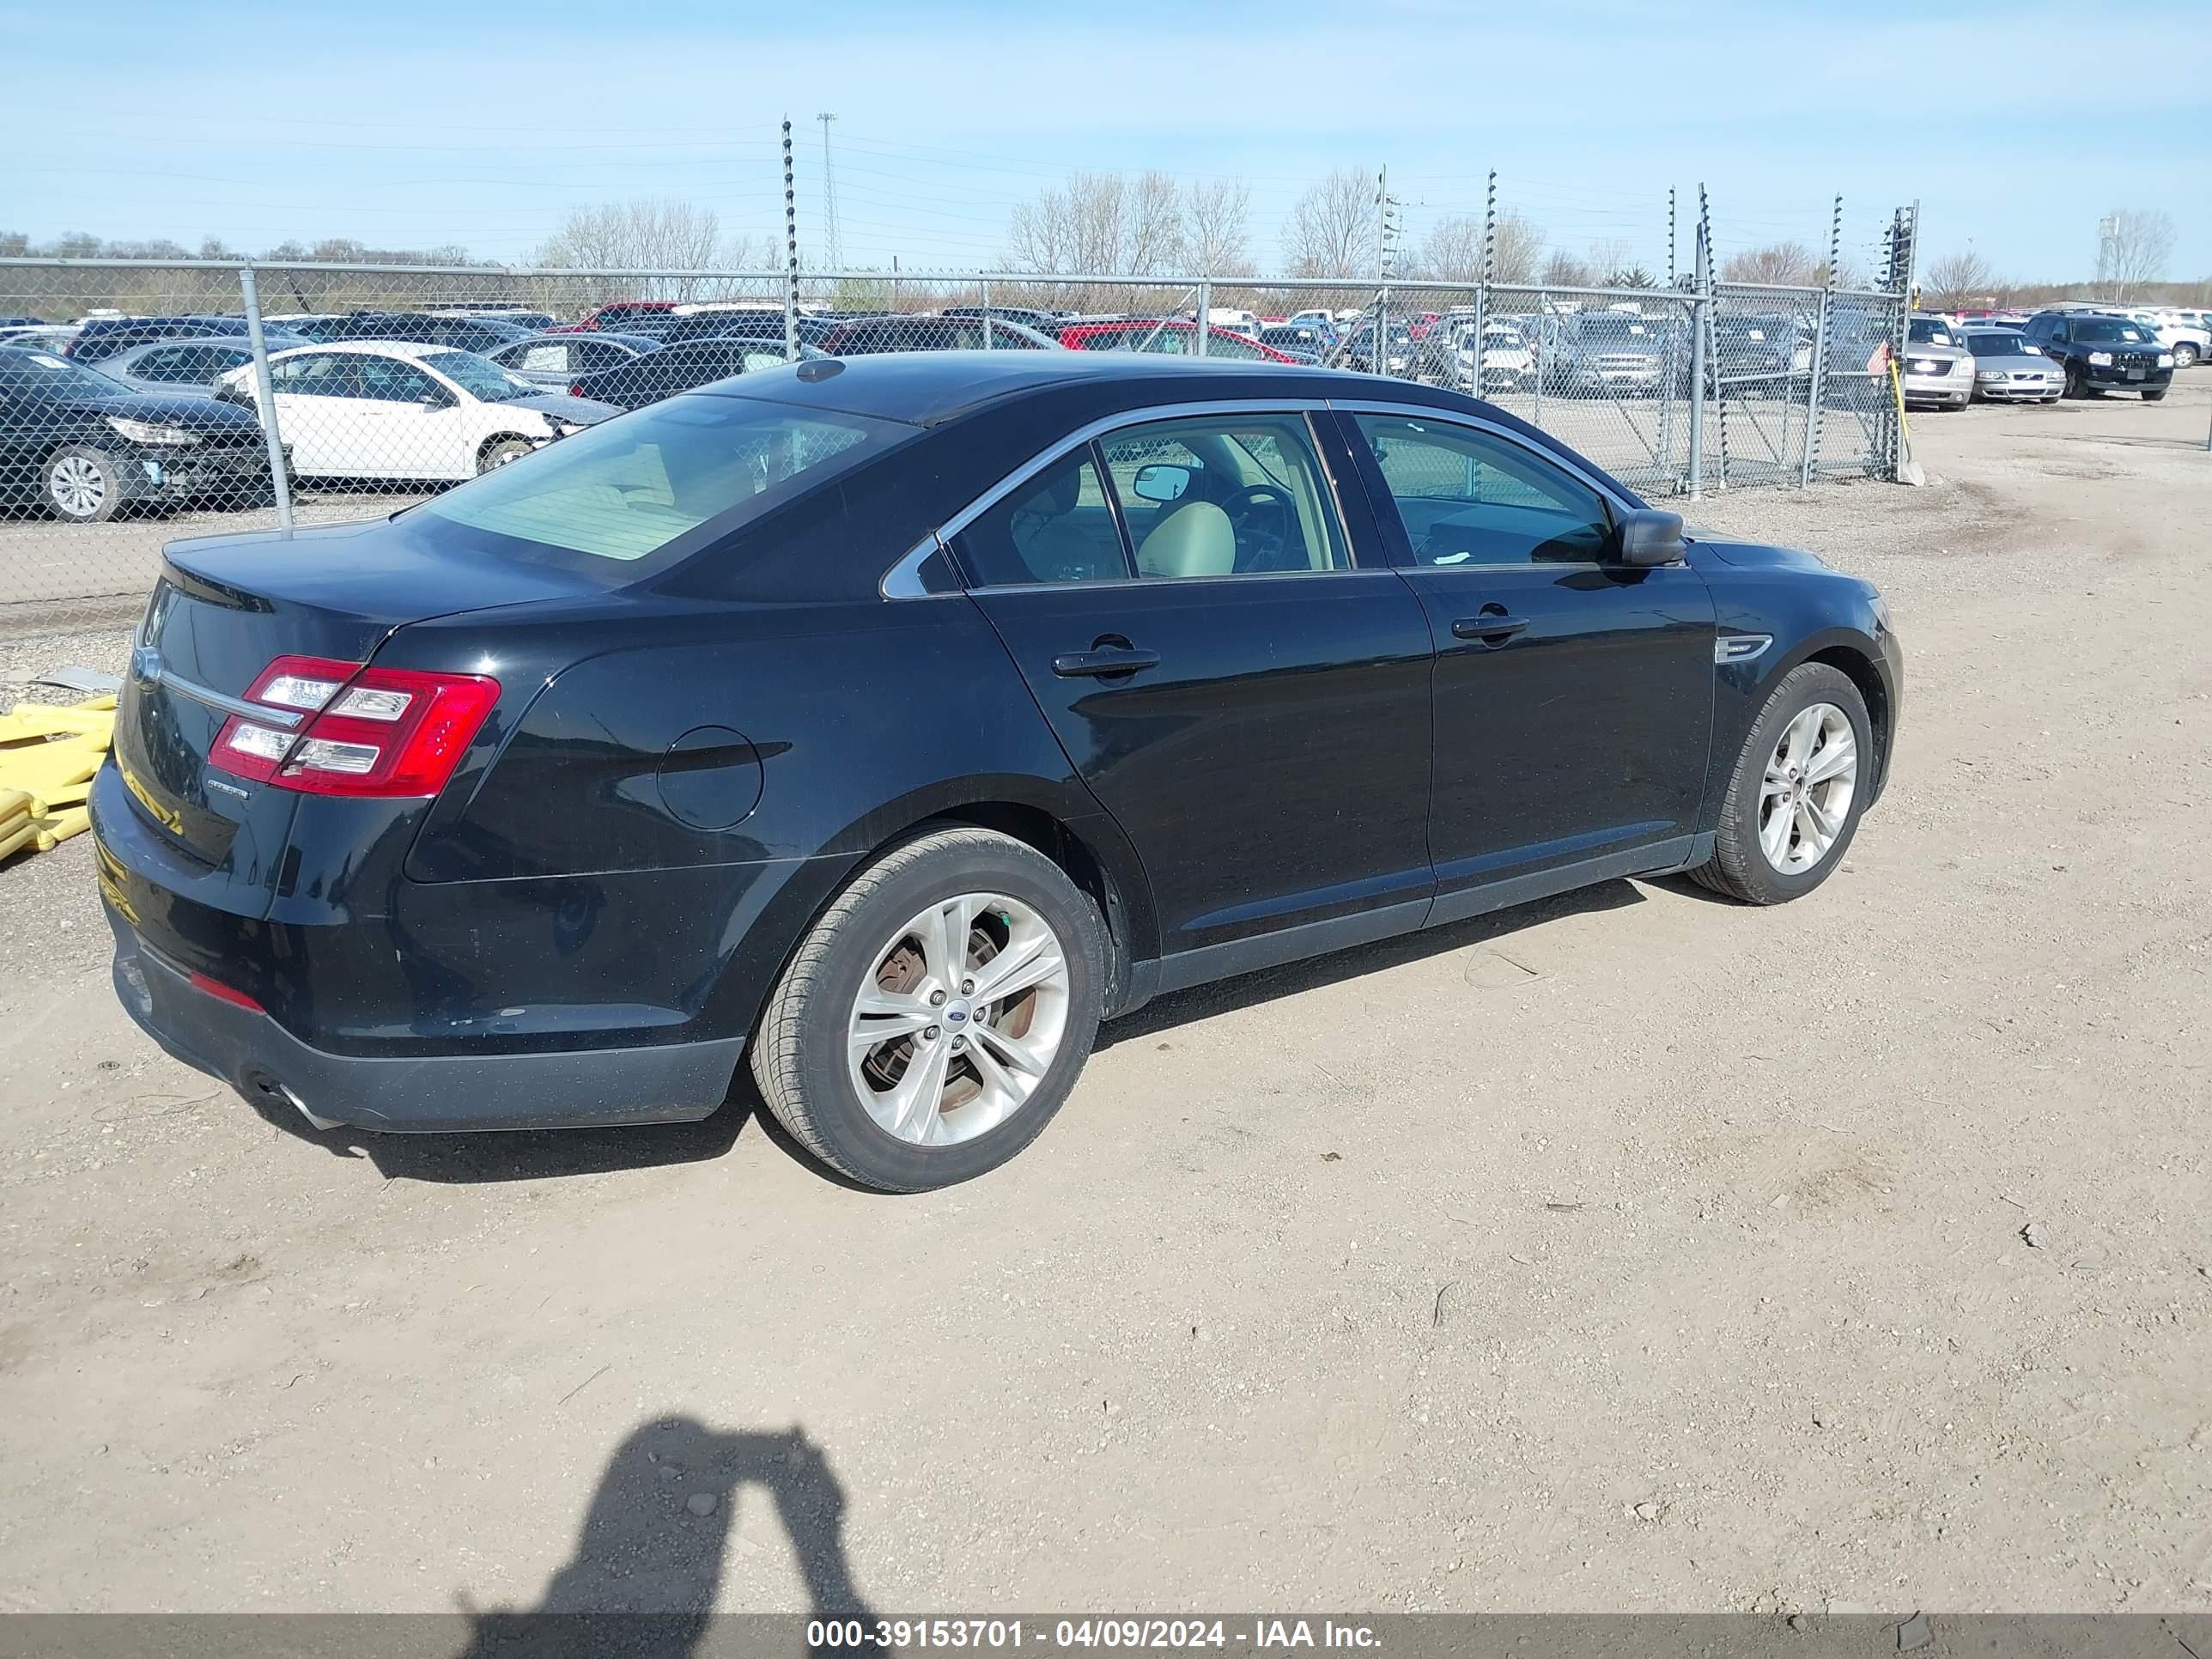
top-left (45, 445), bottom-right (123, 523)
top-left (477, 437), bottom-right (533, 474)
top-left (2142, 386), bottom-right (2168, 403)
top-left (750, 827), bottom-right (1107, 1191)
top-left (2173, 343), bottom-right (2198, 369)
top-left (1690, 662), bottom-right (1873, 905)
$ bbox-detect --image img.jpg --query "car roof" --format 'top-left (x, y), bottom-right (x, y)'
top-left (274, 340), bottom-right (447, 359)
top-left (695, 348), bottom-right (1496, 428)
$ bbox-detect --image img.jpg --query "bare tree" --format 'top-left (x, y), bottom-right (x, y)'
top-left (1540, 249), bottom-right (1593, 289)
top-left (1922, 248), bottom-right (1995, 310)
top-left (2102, 208), bottom-right (2176, 301)
top-left (1284, 169), bottom-right (1377, 278)
top-left (1492, 212), bottom-right (1542, 284)
top-left (1585, 239), bottom-right (1633, 282)
top-left (1006, 170), bottom-right (1185, 276)
top-left (1720, 240), bottom-right (1820, 286)
top-left (537, 200), bottom-right (747, 298)
top-left (1182, 179), bottom-right (1252, 276)
top-left (1413, 215), bottom-right (1485, 283)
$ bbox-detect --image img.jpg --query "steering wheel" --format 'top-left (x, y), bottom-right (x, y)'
top-left (1222, 483), bottom-right (1297, 570)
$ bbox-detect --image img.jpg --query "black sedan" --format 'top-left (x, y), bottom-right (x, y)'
top-left (0, 345), bottom-right (282, 521)
top-left (92, 353), bottom-right (1901, 1191)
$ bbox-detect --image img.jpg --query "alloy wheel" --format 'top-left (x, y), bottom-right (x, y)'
top-left (1759, 702), bottom-right (1858, 875)
top-left (847, 891), bottom-right (1071, 1147)
top-left (49, 455), bottom-right (108, 519)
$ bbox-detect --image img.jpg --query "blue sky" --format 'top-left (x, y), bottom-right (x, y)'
top-left (5, 0), bottom-right (2207, 282)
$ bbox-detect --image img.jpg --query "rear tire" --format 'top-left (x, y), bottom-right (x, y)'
top-left (749, 827), bottom-right (1107, 1192)
top-left (2173, 343), bottom-right (2199, 369)
top-left (1690, 663), bottom-right (1873, 906)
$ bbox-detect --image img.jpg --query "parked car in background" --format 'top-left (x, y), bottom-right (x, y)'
top-left (2112, 310), bottom-right (2206, 368)
top-left (482, 331), bottom-right (663, 389)
top-left (1205, 308), bottom-right (1260, 337)
top-left (1334, 318), bottom-right (1421, 374)
top-left (1418, 319), bottom-right (1535, 392)
top-left (97, 334), bottom-right (313, 394)
top-left (660, 311), bottom-right (838, 349)
top-left (1542, 312), bottom-right (1686, 398)
top-left (1901, 316), bottom-right (1972, 410)
top-left (2019, 313), bottom-right (2172, 399)
top-left (1258, 323), bottom-right (1334, 359)
top-left (0, 343), bottom-right (283, 522)
top-left (1055, 321), bottom-right (1299, 362)
top-left (821, 317), bottom-right (1059, 355)
top-left (65, 315), bottom-right (258, 363)
top-left (562, 301), bottom-right (681, 334)
top-left (1707, 315), bottom-right (1796, 398)
top-left (566, 337), bottom-right (824, 410)
top-left (429, 307), bottom-right (558, 331)
top-left (298, 313), bottom-right (544, 355)
top-left (216, 343), bottom-right (613, 482)
top-left (1960, 330), bottom-right (2063, 403)
top-left (0, 324), bottom-right (83, 354)
top-left (92, 352), bottom-right (1899, 1190)
top-left (940, 305), bottom-right (1070, 333)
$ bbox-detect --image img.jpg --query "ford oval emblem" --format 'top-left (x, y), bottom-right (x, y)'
top-left (131, 645), bottom-right (163, 683)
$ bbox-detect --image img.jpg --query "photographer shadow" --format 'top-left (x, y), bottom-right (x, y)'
top-left (458, 1419), bottom-right (874, 1659)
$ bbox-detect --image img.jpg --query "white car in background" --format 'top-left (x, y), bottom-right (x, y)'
top-left (216, 341), bottom-right (616, 483)
top-left (2119, 310), bottom-right (2207, 368)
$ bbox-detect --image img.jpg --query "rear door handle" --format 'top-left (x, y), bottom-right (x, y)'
top-left (1450, 615), bottom-right (1529, 641)
top-left (1052, 646), bottom-right (1162, 678)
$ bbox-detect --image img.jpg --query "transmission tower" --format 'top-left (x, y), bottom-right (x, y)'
top-left (817, 112), bottom-right (842, 270)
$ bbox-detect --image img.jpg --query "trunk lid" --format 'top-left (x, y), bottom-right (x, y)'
top-left (113, 517), bottom-right (585, 869)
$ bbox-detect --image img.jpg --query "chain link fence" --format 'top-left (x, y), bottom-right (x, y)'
top-left (0, 257), bottom-right (1906, 631)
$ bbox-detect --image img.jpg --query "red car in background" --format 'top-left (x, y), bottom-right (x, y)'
top-left (1054, 320), bottom-right (1299, 362)
top-left (550, 301), bottom-right (682, 335)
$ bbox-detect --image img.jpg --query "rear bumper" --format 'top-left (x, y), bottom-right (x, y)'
top-left (105, 907), bottom-right (740, 1133)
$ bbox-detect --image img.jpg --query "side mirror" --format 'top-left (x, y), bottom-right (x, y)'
top-left (1608, 507), bottom-right (1686, 567)
top-left (1132, 463), bottom-right (1192, 504)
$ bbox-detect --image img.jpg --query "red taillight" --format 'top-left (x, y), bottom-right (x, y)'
top-left (212, 654), bottom-right (500, 799)
top-left (188, 969), bottom-right (264, 1012)
top-left (569, 382), bottom-right (585, 397)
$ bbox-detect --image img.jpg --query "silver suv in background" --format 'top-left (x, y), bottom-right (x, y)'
top-left (1903, 315), bottom-right (1973, 409)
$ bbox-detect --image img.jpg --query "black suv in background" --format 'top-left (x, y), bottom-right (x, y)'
top-left (2020, 312), bottom-right (2172, 399)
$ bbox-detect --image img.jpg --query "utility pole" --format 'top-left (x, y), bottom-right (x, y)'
top-left (817, 112), bottom-right (842, 271)
top-left (781, 118), bottom-right (799, 362)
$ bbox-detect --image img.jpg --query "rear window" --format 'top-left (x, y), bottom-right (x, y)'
top-left (416, 392), bottom-right (908, 574)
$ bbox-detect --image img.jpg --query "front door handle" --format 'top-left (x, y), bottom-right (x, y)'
top-left (1052, 645), bottom-right (1162, 678)
top-left (1450, 614), bottom-right (1529, 642)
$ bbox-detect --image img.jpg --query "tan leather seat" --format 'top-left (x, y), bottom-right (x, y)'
top-left (1135, 500), bottom-right (1235, 579)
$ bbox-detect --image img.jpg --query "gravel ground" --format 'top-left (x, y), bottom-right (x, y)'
top-left (0, 381), bottom-right (2209, 1618)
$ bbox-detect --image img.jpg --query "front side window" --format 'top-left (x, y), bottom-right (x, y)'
top-left (954, 449), bottom-right (1127, 586)
top-left (1099, 413), bottom-right (1351, 578)
top-left (421, 349), bottom-right (532, 402)
top-left (1353, 414), bottom-right (1612, 566)
top-left (418, 395), bottom-right (900, 572)
top-left (270, 353), bottom-right (358, 397)
top-left (355, 356), bottom-right (442, 404)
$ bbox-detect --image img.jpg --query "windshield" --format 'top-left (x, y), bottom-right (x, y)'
top-left (2071, 319), bottom-right (2154, 343)
top-left (1909, 319), bottom-right (1960, 345)
top-left (1966, 332), bottom-right (2035, 357)
top-left (417, 394), bottom-right (906, 572)
top-left (0, 347), bottom-right (133, 398)
top-left (422, 349), bottom-right (538, 402)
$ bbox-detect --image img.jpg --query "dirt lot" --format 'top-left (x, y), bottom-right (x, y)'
top-left (2, 385), bottom-right (2209, 1619)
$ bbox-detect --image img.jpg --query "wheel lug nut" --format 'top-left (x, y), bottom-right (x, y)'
top-left (929, 990), bottom-right (945, 1006)
top-left (923, 1025), bottom-right (939, 1042)
top-left (951, 1036), bottom-right (965, 1050)
top-left (961, 979), bottom-right (975, 994)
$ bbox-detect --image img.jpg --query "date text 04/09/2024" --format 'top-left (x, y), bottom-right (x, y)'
top-left (805, 1619), bottom-right (1382, 1649)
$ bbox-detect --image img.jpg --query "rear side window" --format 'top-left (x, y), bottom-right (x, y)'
top-left (417, 394), bottom-right (908, 571)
